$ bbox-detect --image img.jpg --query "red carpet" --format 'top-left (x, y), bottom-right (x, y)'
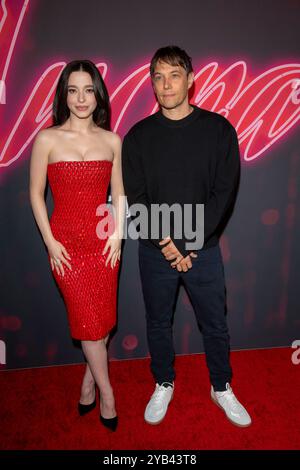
top-left (1, 347), bottom-right (299, 450)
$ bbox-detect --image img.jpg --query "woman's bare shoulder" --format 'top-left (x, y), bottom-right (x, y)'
top-left (34, 126), bottom-right (62, 145)
top-left (100, 129), bottom-right (122, 147)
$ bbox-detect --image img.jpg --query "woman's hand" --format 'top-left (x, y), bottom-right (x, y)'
top-left (47, 238), bottom-right (72, 277)
top-left (102, 233), bottom-right (121, 268)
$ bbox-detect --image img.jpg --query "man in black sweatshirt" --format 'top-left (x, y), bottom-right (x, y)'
top-left (122, 46), bottom-right (251, 427)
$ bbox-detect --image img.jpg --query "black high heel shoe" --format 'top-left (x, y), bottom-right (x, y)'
top-left (78, 397), bottom-right (96, 416)
top-left (78, 386), bottom-right (97, 416)
top-left (100, 414), bottom-right (118, 431)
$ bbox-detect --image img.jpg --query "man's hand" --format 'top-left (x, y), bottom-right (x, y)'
top-left (173, 252), bottom-right (198, 272)
top-left (159, 237), bottom-right (183, 265)
top-left (159, 237), bottom-right (198, 272)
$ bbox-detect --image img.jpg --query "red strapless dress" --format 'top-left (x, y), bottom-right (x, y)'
top-left (47, 160), bottom-right (119, 340)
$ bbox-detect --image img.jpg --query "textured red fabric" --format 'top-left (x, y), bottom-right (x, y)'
top-left (1, 348), bottom-right (300, 449)
top-left (47, 160), bottom-right (119, 340)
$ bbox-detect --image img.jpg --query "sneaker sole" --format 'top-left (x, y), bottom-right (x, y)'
top-left (144, 395), bottom-right (173, 425)
top-left (211, 394), bottom-right (252, 428)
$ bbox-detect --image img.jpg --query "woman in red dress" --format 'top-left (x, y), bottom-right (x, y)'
top-left (29, 60), bottom-right (125, 431)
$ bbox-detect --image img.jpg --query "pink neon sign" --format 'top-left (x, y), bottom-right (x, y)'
top-left (0, 0), bottom-right (300, 171)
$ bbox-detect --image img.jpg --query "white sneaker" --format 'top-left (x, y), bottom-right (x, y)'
top-left (144, 382), bottom-right (174, 425)
top-left (211, 383), bottom-right (252, 427)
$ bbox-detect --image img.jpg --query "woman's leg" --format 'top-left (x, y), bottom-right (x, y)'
top-left (81, 336), bottom-right (116, 418)
top-left (80, 336), bottom-right (109, 403)
top-left (79, 362), bottom-right (96, 405)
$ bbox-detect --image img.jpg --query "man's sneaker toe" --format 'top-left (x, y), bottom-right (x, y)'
top-left (211, 383), bottom-right (252, 427)
top-left (144, 382), bottom-right (174, 425)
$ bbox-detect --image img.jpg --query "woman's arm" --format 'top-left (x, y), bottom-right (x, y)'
top-left (29, 130), bottom-right (54, 246)
top-left (29, 130), bottom-right (71, 276)
top-left (103, 133), bottom-right (125, 268)
top-left (110, 133), bottom-right (125, 239)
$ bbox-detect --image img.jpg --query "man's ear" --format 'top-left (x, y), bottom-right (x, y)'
top-left (187, 72), bottom-right (194, 90)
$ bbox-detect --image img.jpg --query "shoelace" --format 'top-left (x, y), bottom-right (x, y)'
top-left (152, 384), bottom-right (172, 403)
top-left (217, 388), bottom-right (241, 411)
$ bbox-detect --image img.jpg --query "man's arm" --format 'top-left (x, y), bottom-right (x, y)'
top-left (122, 131), bottom-right (162, 249)
top-left (164, 120), bottom-right (240, 263)
top-left (122, 130), bottom-right (196, 270)
top-left (203, 120), bottom-right (240, 244)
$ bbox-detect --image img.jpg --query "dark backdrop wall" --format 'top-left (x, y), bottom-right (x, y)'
top-left (0, 0), bottom-right (299, 369)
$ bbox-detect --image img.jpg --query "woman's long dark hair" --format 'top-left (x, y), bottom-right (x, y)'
top-left (52, 60), bottom-right (111, 130)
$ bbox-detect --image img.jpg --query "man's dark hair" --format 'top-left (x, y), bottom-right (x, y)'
top-left (150, 46), bottom-right (193, 76)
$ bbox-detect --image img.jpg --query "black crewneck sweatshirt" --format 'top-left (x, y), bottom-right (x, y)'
top-left (122, 105), bottom-right (240, 257)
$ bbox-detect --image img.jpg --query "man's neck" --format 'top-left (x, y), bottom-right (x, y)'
top-left (161, 103), bottom-right (193, 121)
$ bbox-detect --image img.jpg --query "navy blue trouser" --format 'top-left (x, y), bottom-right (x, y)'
top-left (139, 242), bottom-right (232, 391)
